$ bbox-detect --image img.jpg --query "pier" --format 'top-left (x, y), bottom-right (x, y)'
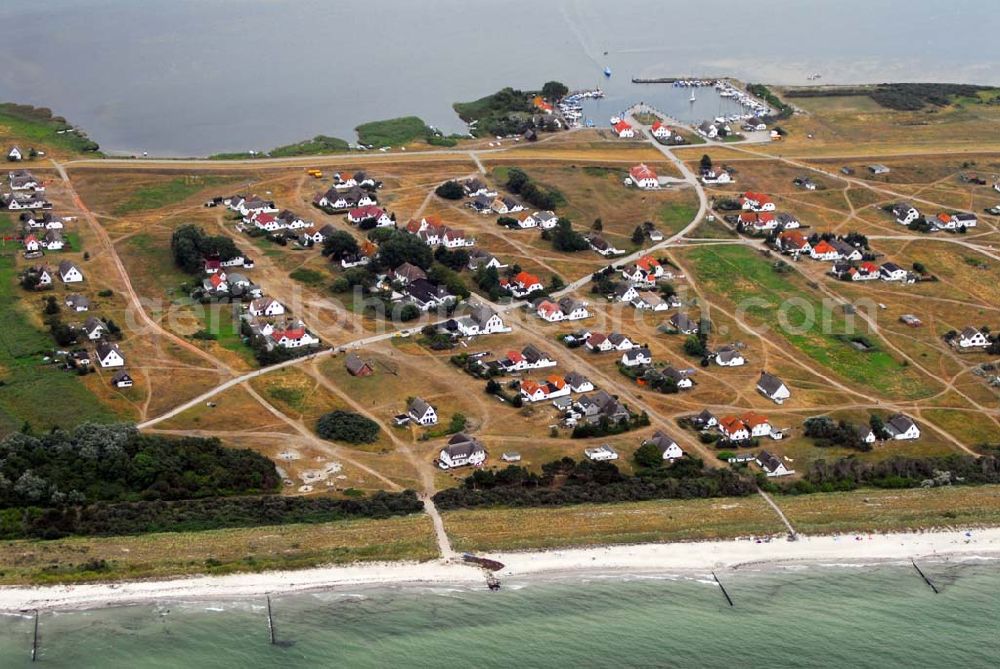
top-left (911, 560), bottom-right (939, 594)
top-left (712, 572), bottom-right (734, 607)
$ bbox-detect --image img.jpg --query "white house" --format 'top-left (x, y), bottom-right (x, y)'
top-left (564, 371), bottom-right (594, 393)
top-left (536, 300), bottom-right (565, 322)
top-left (879, 263), bottom-right (908, 282)
top-left (608, 333), bottom-right (634, 351)
top-left (718, 416), bottom-right (751, 441)
top-left (82, 316), bottom-right (106, 340)
top-left (701, 170), bottom-right (732, 185)
top-left (628, 164), bottom-right (659, 190)
top-left (645, 431), bottom-right (684, 461)
top-left (621, 347), bottom-right (652, 367)
top-left (95, 342), bottom-right (125, 368)
top-left (501, 271), bottom-right (544, 298)
top-left (58, 260), bottom-right (84, 283)
top-left (650, 121), bottom-right (671, 139)
top-left (270, 326), bottom-right (320, 349)
top-left (558, 297), bottom-right (590, 320)
top-left (249, 297), bottom-right (285, 317)
top-left (809, 241), bottom-right (840, 262)
top-left (612, 120), bottom-right (634, 138)
top-left (957, 327), bottom-right (990, 349)
top-left (7, 146), bottom-right (23, 161)
top-left (454, 305), bottom-right (508, 336)
top-left (613, 284), bottom-right (640, 304)
top-left (756, 451), bottom-right (793, 477)
top-left (23, 234), bottom-right (40, 252)
top-left (584, 444), bottom-right (619, 461)
top-left (43, 231), bottom-right (64, 250)
top-left (520, 377), bottom-right (570, 403)
top-left (757, 371), bottom-right (790, 404)
top-left (111, 370), bottom-right (134, 389)
top-left (884, 414), bottom-right (920, 440)
top-left (892, 203), bottom-right (920, 226)
top-left (408, 397), bottom-right (438, 426)
top-left (438, 434), bottom-right (487, 470)
top-left (715, 348), bottom-right (745, 367)
top-left (632, 292), bottom-right (670, 312)
top-left (585, 333), bottom-right (615, 353)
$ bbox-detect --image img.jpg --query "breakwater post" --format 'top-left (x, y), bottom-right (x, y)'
top-left (712, 572), bottom-right (734, 607)
top-left (31, 610), bottom-right (39, 662)
top-left (911, 560), bottom-right (939, 594)
top-left (266, 595), bottom-right (276, 644)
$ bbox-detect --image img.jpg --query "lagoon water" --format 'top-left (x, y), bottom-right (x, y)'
top-left (1, 561), bottom-right (999, 667)
top-left (1, 0), bottom-right (998, 156)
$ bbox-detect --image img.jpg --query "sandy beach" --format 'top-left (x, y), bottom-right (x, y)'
top-left (1, 527), bottom-right (997, 613)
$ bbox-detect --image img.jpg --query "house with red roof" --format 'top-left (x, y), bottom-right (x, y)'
top-left (532, 96), bottom-right (554, 114)
top-left (717, 415), bottom-right (751, 441)
top-left (348, 205), bottom-right (392, 227)
top-left (23, 233), bottom-right (39, 252)
top-left (650, 121), bottom-right (671, 139)
top-left (500, 271), bottom-right (544, 298)
top-left (612, 120), bottom-right (635, 138)
top-left (536, 299), bottom-right (564, 322)
top-left (810, 240), bottom-right (840, 261)
top-left (270, 325), bottom-right (320, 349)
top-left (847, 261), bottom-right (880, 281)
top-left (777, 230), bottom-right (811, 255)
top-left (520, 375), bottom-right (570, 403)
top-left (740, 192), bottom-right (775, 212)
top-left (622, 255), bottom-right (663, 285)
top-left (628, 164), bottom-right (659, 190)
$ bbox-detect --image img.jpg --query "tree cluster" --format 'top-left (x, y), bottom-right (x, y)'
top-left (433, 455), bottom-right (757, 510)
top-left (505, 168), bottom-right (563, 211)
top-left (316, 410), bottom-right (380, 444)
top-left (0, 424), bottom-right (279, 509)
top-left (549, 218), bottom-right (590, 252)
top-left (0, 490), bottom-right (423, 540)
top-left (171, 225), bottom-right (241, 274)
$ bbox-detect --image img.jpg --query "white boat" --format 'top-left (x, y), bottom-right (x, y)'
top-left (689, 91), bottom-right (696, 102)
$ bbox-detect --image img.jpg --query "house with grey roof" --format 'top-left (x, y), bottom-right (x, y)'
top-left (454, 304), bottom-right (508, 336)
top-left (408, 397), bottom-right (438, 426)
top-left (756, 450), bottom-right (793, 477)
top-left (644, 431), bottom-right (684, 461)
top-left (667, 313), bottom-right (699, 335)
top-left (64, 294), bottom-right (90, 312)
top-left (438, 433), bottom-right (486, 469)
top-left (884, 414), bottom-right (920, 440)
top-left (756, 371), bottom-right (790, 404)
top-left (82, 316), bottom-right (106, 340)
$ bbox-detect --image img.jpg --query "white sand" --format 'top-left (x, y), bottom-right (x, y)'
top-left (1, 528), bottom-right (997, 612)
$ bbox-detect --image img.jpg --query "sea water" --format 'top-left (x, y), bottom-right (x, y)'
top-left (1, 560), bottom-right (998, 668)
top-left (0, 0), bottom-right (998, 155)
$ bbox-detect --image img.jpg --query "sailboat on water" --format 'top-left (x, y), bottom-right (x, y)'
top-left (604, 66), bottom-right (612, 78)
top-left (689, 89), bottom-right (696, 102)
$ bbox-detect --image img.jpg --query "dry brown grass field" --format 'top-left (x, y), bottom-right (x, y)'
top-left (0, 515), bottom-right (437, 585)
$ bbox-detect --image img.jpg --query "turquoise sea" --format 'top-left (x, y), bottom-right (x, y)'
top-left (1, 560), bottom-right (998, 668)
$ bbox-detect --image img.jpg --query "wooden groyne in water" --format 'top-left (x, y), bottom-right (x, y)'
top-left (911, 560), bottom-right (939, 594)
top-left (266, 595), bottom-right (276, 644)
top-left (712, 572), bottom-right (734, 607)
top-left (31, 610), bottom-right (38, 662)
